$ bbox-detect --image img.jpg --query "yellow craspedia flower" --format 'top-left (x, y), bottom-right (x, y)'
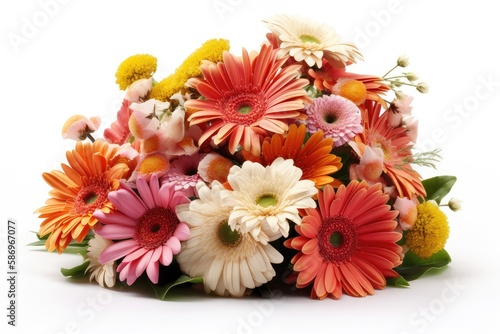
top-left (115, 54), bottom-right (157, 90)
top-left (405, 201), bottom-right (450, 259)
top-left (150, 38), bottom-right (230, 101)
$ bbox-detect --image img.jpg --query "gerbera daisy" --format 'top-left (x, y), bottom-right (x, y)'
top-left (305, 94), bottom-right (363, 146)
top-left (185, 44), bottom-right (311, 156)
top-left (241, 123), bottom-right (343, 188)
top-left (220, 158), bottom-right (317, 244)
top-left (85, 234), bottom-right (116, 288)
top-left (263, 14), bottom-right (362, 68)
top-left (35, 140), bottom-right (129, 253)
top-left (94, 175), bottom-right (190, 285)
top-left (285, 181), bottom-right (402, 299)
top-left (176, 181), bottom-right (283, 297)
top-left (160, 153), bottom-right (205, 197)
top-left (349, 100), bottom-right (426, 199)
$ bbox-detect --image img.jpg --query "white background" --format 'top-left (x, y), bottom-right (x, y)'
top-left (1, 0), bottom-right (499, 333)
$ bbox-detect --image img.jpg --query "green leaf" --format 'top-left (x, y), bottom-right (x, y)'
top-left (152, 275), bottom-right (203, 300)
top-left (61, 261), bottom-right (90, 277)
top-left (395, 249), bottom-right (451, 281)
top-left (386, 275), bottom-right (410, 287)
top-left (422, 175), bottom-right (457, 204)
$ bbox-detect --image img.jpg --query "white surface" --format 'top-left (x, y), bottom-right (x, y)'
top-left (1, 0), bottom-right (499, 333)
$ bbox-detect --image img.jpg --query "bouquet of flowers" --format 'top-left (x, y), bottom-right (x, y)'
top-left (31, 14), bottom-right (461, 300)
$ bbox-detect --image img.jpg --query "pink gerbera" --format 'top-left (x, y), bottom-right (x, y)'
top-left (160, 153), bottom-right (206, 197)
top-left (94, 174), bottom-right (190, 285)
top-left (185, 44), bottom-right (311, 156)
top-left (305, 94), bottom-right (363, 146)
top-left (285, 181), bottom-right (402, 299)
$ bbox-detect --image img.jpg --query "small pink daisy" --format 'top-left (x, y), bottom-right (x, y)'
top-left (94, 174), bottom-right (190, 285)
top-left (160, 153), bottom-right (205, 197)
top-left (305, 94), bottom-right (363, 147)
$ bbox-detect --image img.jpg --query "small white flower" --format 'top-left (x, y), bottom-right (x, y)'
top-left (85, 235), bottom-right (116, 288)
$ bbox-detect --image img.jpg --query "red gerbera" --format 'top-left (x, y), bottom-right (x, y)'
top-left (285, 181), bottom-right (402, 299)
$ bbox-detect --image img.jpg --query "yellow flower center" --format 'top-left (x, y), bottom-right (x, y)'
top-left (256, 194), bottom-right (277, 208)
top-left (405, 202), bottom-right (449, 259)
top-left (299, 34), bottom-right (321, 44)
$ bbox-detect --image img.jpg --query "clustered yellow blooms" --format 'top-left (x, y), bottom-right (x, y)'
top-left (405, 201), bottom-right (450, 259)
top-left (150, 38), bottom-right (230, 101)
top-left (115, 54), bottom-right (157, 90)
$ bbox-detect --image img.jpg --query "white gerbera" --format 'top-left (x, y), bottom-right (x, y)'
top-left (263, 14), bottom-right (363, 68)
top-left (221, 158), bottom-right (317, 244)
top-left (85, 235), bottom-right (116, 288)
top-left (176, 181), bottom-right (283, 297)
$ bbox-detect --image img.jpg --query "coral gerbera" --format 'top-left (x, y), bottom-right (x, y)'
top-left (285, 181), bottom-right (402, 299)
top-left (185, 44), bottom-right (311, 156)
top-left (176, 181), bottom-right (283, 297)
top-left (241, 123), bottom-right (343, 188)
top-left (305, 94), bottom-right (363, 146)
top-left (220, 158), bottom-right (317, 244)
top-left (263, 14), bottom-right (362, 68)
top-left (94, 175), bottom-right (190, 285)
top-left (350, 100), bottom-right (426, 199)
top-left (35, 140), bottom-right (129, 253)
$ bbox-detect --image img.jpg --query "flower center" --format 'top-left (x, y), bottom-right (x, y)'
top-left (256, 194), bottom-right (277, 208)
top-left (217, 222), bottom-right (242, 247)
top-left (299, 34), bottom-right (320, 44)
top-left (74, 176), bottom-right (110, 215)
top-left (134, 206), bottom-right (179, 249)
top-left (317, 214), bottom-right (358, 263)
top-left (219, 90), bottom-right (268, 125)
top-left (323, 112), bottom-right (337, 124)
top-left (238, 104), bottom-right (252, 115)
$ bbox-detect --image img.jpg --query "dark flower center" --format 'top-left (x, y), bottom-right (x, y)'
top-left (74, 176), bottom-right (110, 215)
top-left (317, 214), bottom-right (358, 263)
top-left (217, 222), bottom-right (242, 247)
top-left (134, 207), bottom-right (179, 249)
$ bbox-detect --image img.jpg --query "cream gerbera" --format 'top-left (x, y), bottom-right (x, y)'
top-left (85, 234), bottom-right (116, 288)
top-left (176, 181), bottom-right (283, 297)
top-left (263, 14), bottom-right (362, 68)
top-left (220, 158), bottom-right (317, 244)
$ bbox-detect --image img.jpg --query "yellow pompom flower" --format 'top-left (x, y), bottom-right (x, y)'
top-left (115, 54), bottom-right (157, 90)
top-left (150, 38), bottom-right (230, 101)
top-left (405, 201), bottom-right (450, 259)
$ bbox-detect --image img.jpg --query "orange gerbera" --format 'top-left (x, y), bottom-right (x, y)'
top-left (241, 123), bottom-right (343, 188)
top-left (350, 100), bottom-right (426, 199)
top-left (35, 140), bottom-right (129, 253)
top-left (285, 181), bottom-right (402, 299)
top-left (185, 44), bottom-right (311, 156)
